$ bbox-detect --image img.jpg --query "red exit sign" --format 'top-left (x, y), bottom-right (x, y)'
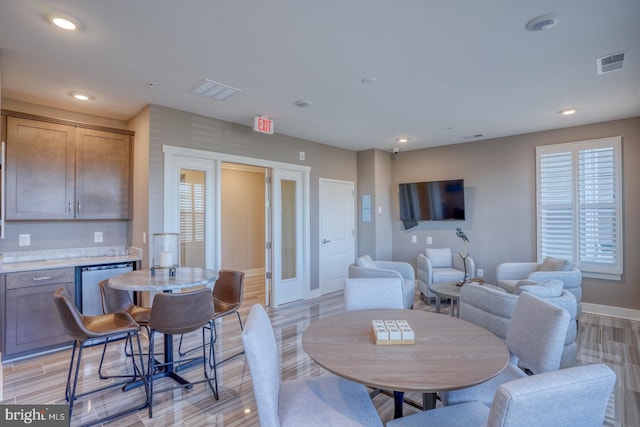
top-left (254, 116), bottom-right (274, 134)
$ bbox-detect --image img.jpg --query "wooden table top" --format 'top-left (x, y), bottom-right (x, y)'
top-left (302, 309), bottom-right (509, 393)
top-left (108, 267), bottom-right (218, 292)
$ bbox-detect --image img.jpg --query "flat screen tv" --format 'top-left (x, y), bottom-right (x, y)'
top-left (399, 179), bottom-right (465, 223)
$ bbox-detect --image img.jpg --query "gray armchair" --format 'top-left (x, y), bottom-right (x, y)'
top-left (496, 258), bottom-right (582, 318)
top-left (458, 281), bottom-right (578, 369)
top-left (348, 255), bottom-right (415, 309)
top-left (417, 248), bottom-right (475, 300)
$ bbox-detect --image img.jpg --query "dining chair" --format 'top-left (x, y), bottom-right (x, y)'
top-left (147, 288), bottom-right (218, 418)
top-left (242, 304), bottom-right (383, 427)
top-left (98, 279), bottom-right (152, 379)
top-left (52, 288), bottom-right (148, 425)
top-left (178, 269), bottom-right (246, 368)
top-left (440, 292), bottom-right (570, 407)
top-left (387, 363), bottom-right (616, 427)
top-left (343, 277), bottom-right (419, 416)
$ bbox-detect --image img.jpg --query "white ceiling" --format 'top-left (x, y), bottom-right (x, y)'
top-left (1, 0), bottom-right (638, 152)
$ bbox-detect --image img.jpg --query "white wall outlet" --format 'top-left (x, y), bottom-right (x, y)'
top-left (19, 234), bottom-right (31, 246)
top-left (299, 151), bottom-right (305, 161)
top-left (94, 232), bottom-right (103, 243)
top-left (477, 269), bottom-right (484, 278)
top-left (143, 231), bottom-right (147, 244)
top-left (411, 235), bottom-right (417, 243)
top-left (427, 236), bottom-right (432, 245)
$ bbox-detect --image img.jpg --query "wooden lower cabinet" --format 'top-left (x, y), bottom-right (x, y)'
top-left (3, 268), bottom-right (74, 357)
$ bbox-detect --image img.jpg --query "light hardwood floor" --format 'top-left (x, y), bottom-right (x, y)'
top-left (2, 275), bottom-right (639, 426)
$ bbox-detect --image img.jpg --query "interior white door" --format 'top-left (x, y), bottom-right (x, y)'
top-left (319, 179), bottom-right (355, 295)
top-left (163, 155), bottom-right (218, 271)
top-left (272, 169), bottom-right (304, 306)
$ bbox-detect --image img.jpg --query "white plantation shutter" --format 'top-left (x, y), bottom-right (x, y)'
top-left (179, 181), bottom-right (205, 243)
top-left (536, 137), bottom-right (622, 279)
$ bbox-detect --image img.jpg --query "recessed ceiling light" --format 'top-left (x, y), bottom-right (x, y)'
top-left (294, 100), bottom-right (313, 108)
top-left (560, 108), bottom-right (577, 116)
top-left (49, 13), bottom-right (80, 31)
top-left (69, 91), bottom-right (94, 101)
top-left (362, 76), bottom-right (377, 84)
top-left (397, 138), bottom-right (409, 143)
top-left (526, 14), bottom-right (560, 31)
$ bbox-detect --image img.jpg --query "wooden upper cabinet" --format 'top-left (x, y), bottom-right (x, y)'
top-left (6, 117), bottom-right (76, 219)
top-left (76, 128), bottom-right (131, 219)
top-left (5, 114), bottom-right (132, 220)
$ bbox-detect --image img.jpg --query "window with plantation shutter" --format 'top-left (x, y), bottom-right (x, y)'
top-left (536, 136), bottom-right (622, 279)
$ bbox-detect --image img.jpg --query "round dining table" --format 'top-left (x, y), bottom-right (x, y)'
top-left (302, 308), bottom-right (509, 418)
top-left (109, 267), bottom-right (218, 389)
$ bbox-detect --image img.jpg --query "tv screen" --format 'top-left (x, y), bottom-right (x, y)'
top-left (399, 179), bottom-right (465, 222)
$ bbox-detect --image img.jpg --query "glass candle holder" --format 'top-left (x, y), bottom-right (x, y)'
top-left (152, 233), bottom-right (180, 268)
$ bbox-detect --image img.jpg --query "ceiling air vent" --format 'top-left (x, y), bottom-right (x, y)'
top-left (597, 52), bottom-right (625, 75)
top-left (190, 79), bottom-right (241, 101)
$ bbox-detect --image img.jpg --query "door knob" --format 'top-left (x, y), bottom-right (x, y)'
top-left (322, 239), bottom-right (331, 244)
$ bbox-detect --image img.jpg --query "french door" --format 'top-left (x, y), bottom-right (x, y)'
top-left (163, 146), bottom-right (309, 307)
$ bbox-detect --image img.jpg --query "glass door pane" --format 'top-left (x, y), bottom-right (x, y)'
top-left (179, 169), bottom-right (206, 268)
top-left (281, 179), bottom-right (297, 280)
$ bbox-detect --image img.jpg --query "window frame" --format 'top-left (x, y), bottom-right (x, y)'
top-left (536, 136), bottom-right (623, 280)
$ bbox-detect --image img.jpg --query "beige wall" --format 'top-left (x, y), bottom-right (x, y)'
top-left (389, 117), bottom-right (640, 310)
top-left (356, 149), bottom-right (393, 260)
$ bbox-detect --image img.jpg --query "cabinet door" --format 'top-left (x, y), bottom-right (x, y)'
top-left (75, 128), bottom-right (131, 219)
top-left (4, 281), bottom-right (74, 356)
top-left (5, 117), bottom-right (76, 219)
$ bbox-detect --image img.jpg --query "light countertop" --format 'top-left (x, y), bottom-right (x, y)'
top-left (0, 246), bottom-right (142, 273)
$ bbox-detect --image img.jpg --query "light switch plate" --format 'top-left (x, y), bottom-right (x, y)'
top-left (94, 232), bottom-right (103, 243)
top-left (19, 234), bottom-right (30, 246)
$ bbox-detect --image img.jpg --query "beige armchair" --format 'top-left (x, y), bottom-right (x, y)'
top-left (417, 248), bottom-right (475, 301)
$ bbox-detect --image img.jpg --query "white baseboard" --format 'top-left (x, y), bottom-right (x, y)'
top-left (582, 303), bottom-right (640, 321)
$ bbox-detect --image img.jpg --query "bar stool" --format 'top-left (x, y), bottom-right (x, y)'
top-left (53, 288), bottom-right (148, 426)
top-left (98, 280), bottom-right (152, 379)
top-left (147, 288), bottom-right (218, 418)
top-left (178, 270), bottom-right (245, 368)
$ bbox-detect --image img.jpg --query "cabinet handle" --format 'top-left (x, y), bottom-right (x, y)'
top-left (69, 201), bottom-right (72, 214)
top-left (77, 200), bottom-right (81, 213)
top-left (32, 276), bottom-right (53, 281)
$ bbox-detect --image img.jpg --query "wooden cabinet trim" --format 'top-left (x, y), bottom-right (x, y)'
top-left (1, 110), bottom-right (134, 136)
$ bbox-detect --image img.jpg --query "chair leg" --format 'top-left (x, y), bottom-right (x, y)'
top-left (203, 326), bottom-right (219, 400)
top-left (66, 341), bottom-right (82, 415)
top-left (148, 332), bottom-right (156, 418)
top-left (178, 327), bottom-right (207, 357)
top-left (66, 333), bottom-right (148, 424)
top-left (208, 311), bottom-right (245, 369)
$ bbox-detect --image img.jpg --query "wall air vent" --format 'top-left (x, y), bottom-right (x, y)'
top-left (190, 79), bottom-right (242, 101)
top-left (597, 52), bottom-right (625, 75)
